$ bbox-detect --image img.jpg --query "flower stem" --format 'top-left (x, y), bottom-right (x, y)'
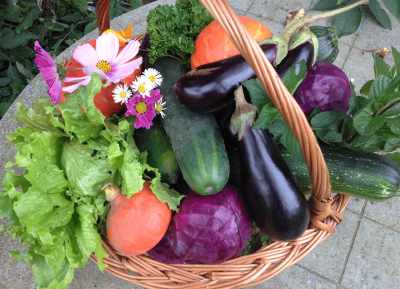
top-left (65, 68), bottom-right (84, 72)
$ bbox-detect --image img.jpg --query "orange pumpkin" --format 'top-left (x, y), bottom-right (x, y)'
top-left (60, 40), bottom-right (141, 118)
top-left (190, 16), bottom-right (273, 69)
top-left (105, 181), bottom-right (172, 256)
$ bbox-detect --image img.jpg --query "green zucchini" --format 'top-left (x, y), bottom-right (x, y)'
top-left (281, 145), bottom-right (400, 201)
top-left (143, 57), bottom-right (230, 195)
top-left (134, 117), bottom-right (180, 185)
top-left (227, 145), bottom-right (400, 201)
top-left (310, 26), bottom-right (339, 64)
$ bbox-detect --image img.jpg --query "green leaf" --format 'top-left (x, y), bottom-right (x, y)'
top-left (385, 152), bottom-right (400, 167)
top-left (312, 110), bottom-right (348, 144)
top-left (280, 124), bottom-right (302, 160)
top-left (0, 49), bottom-right (10, 61)
top-left (383, 0), bottom-right (400, 20)
top-left (268, 118), bottom-right (287, 143)
top-left (0, 102), bottom-right (12, 117)
top-left (61, 140), bottom-right (119, 198)
top-left (0, 78), bottom-right (11, 87)
top-left (16, 7), bottom-right (40, 33)
top-left (369, 74), bottom-right (391, 100)
top-left (60, 12), bottom-right (83, 22)
top-left (337, 0), bottom-right (350, 4)
top-left (324, 131), bottom-right (343, 142)
top-left (4, 4), bottom-right (23, 22)
top-left (75, 205), bottom-right (108, 271)
top-left (386, 116), bottom-right (400, 135)
top-left (43, 18), bottom-right (69, 32)
top-left (334, 7), bottom-right (362, 38)
top-left (149, 176), bottom-right (184, 211)
top-left (6, 63), bottom-right (22, 85)
top-left (16, 61), bottom-right (34, 82)
top-left (360, 80), bottom-right (374, 96)
top-left (8, 46), bottom-right (33, 62)
top-left (374, 53), bottom-right (392, 78)
top-left (392, 46), bottom-right (400, 77)
top-left (384, 138), bottom-right (400, 151)
top-left (353, 111), bottom-right (386, 134)
top-left (382, 101), bottom-right (400, 117)
top-left (281, 60), bottom-right (307, 95)
top-left (369, 0), bottom-right (392, 30)
top-left (0, 31), bottom-right (40, 50)
top-left (312, 0), bottom-right (339, 11)
top-left (242, 78), bottom-right (271, 110)
top-left (253, 103), bottom-right (281, 129)
top-left (84, 20), bottom-right (98, 35)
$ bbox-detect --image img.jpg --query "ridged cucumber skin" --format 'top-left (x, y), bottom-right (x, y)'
top-left (143, 57), bottom-right (230, 195)
top-left (280, 146), bottom-right (400, 201)
top-left (134, 117), bottom-right (180, 185)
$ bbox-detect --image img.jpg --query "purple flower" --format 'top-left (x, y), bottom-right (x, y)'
top-left (63, 33), bottom-right (142, 93)
top-left (34, 41), bottom-right (63, 104)
top-left (125, 89), bottom-right (162, 129)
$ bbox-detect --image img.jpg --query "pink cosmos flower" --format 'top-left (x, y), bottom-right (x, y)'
top-left (125, 89), bottom-right (163, 129)
top-left (34, 41), bottom-right (63, 104)
top-left (63, 33), bottom-right (142, 93)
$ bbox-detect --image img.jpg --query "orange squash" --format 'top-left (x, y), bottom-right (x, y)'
top-left (190, 16), bottom-right (273, 69)
top-left (60, 40), bottom-right (141, 118)
top-left (104, 182), bottom-right (172, 256)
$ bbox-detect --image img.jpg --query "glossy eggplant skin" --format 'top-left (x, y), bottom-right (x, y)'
top-left (276, 41), bottom-right (314, 79)
top-left (235, 123), bottom-right (310, 241)
top-left (175, 43), bottom-right (277, 114)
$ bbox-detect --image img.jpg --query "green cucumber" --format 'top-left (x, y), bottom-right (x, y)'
top-left (134, 117), bottom-right (180, 185)
top-left (143, 57), bottom-right (230, 195)
top-left (281, 145), bottom-right (400, 201)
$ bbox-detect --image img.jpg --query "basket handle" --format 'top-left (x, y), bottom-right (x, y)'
top-left (199, 0), bottom-right (341, 233)
top-left (96, 0), bottom-right (111, 35)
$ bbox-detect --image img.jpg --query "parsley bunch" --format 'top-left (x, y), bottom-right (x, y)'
top-left (146, 0), bottom-right (213, 68)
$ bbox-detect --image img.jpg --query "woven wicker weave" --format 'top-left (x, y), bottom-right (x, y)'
top-left (90, 0), bottom-right (350, 287)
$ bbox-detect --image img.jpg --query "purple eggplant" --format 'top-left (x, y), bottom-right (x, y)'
top-left (276, 41), bottom-right (314, 79)
top-left (175, 43), bottom-right (277, 114)
top-left (227, 86), bottom-right (309, 241)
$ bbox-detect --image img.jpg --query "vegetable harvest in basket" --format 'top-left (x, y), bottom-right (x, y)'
top-left (0, 0), bottom-right (399, 288)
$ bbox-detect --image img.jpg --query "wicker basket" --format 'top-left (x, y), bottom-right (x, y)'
top-left (90, 0), bottom-right (350, 287)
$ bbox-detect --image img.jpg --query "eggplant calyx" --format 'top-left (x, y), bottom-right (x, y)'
top-left (259, 35), bottom-right (289, 66)
top-left (289, 26), bottom-right (319, 66)
top-left (231, 86), bottom-right (259, 141)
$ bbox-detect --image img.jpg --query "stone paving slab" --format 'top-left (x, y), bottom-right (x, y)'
top-left (341, 218), bottom-right (400, 288)
top-left (298, 211), bottom-right (359, 282)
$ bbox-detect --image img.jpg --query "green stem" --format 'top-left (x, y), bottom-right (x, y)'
top-left (65, 68), bottom-right (83, 72)
top-left (281, 0), bottom-right (368, 40)
top-left (348, 98), bottom-right (400, 145)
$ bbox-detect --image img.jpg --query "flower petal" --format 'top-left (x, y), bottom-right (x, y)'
top-left (107, 57), bottom-right (142, 83)
top-left (83, 66), bottom-right (107, 80)
top-left (96, 33), bottom-right (119, 63)
top-left (64, 75), bottom-right (91, 83)
top-left (62, 77), bottom-right (91, 93)
top-left (34, 41), bottom-right (55, 68)
top-left (73, 43), bottom-right (99, 67)
top-left (35, 54), bottom-right (55, 69)
top-left (112, 40), bottom-right (140, 67)
top-left (47, 76), bottom-right (62, 104)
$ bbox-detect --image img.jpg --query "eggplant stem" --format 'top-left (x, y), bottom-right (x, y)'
top-left (281, 0), bottom-right (369, 40)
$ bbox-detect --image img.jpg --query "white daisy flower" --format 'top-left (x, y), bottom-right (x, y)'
top-left (143, 68), bottom-right (163, 88)
top-left (112, 84), bottom-right (132, 104)
top-left (154, 97), bottom-right (166, 118)
top-left (131, 75), bottom-right (152, 97)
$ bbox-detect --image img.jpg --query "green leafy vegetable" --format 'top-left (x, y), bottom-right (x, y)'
top-left (334, 7), bottom-right (362, 38)
top-left (0, 75), bottom-right (183, 289)
top-left (146, 0), bottom-right (213, 68)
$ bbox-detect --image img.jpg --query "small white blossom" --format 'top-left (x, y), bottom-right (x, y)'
top-left (143, 68), bottom-right (163, 89)
top-left (154, 97), bottom-right (166, 118)
top-left (112, 84), bottom-right (132, 104)
top-left (131, 75), bottom-right (152, 97)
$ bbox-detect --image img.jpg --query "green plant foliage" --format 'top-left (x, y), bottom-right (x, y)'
top-left (313, 0), bottom-right (400, 38)
top-left (0, 0), bottom-right (143, 119)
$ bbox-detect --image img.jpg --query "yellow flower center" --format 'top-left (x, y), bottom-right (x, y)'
top-left (138, 85), bottom-right (146, 93)
top-left (156, 104), bottom-right (163, 112)
top-left (96, 60), bottom-right (112, 74)
top-left (135, 102), bottom-right (147, 114)
top-left (119, 91), bottom-right (126, 98)
top-left (150, 75), bottom-right (157, 82)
